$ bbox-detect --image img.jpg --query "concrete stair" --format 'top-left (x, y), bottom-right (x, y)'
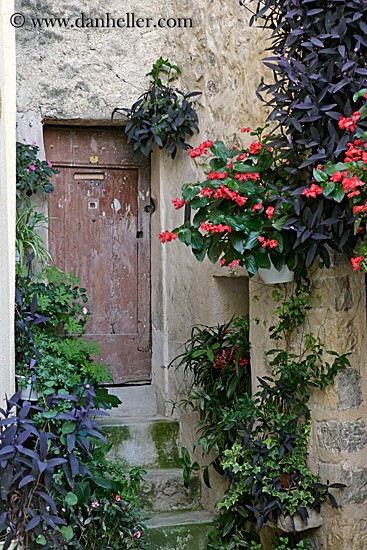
top-left (101, 391), bottom-right (214, 550)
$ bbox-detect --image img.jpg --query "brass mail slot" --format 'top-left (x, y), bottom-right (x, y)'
top-left (74, 173), bottom-right (105, 180)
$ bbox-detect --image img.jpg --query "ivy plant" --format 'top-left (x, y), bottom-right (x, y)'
top-left (112, 57), bottom-right (201, 160)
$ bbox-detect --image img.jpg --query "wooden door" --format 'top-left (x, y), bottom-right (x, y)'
top-left (44, 126), bottom-right (151, 384)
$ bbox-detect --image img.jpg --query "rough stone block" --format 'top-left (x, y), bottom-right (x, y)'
top-left (140, 469), bottom-right (201, 513)
top-left (317, 418), bottom-right (367, 454)
top-left (145, 511), bottom-right (214, 550)
top-left (334, 276), bottom-right (353, 311)
top-left (341, 467), bottom-right (367, 506)
top-left (338, 368), bottom-right (362, 410)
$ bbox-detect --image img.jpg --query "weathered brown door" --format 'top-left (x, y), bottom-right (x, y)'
top-left (44, 126), bottom-right (151, 384)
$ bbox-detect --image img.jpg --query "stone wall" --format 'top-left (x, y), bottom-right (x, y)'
top-left (249, 257), bottom-right (367, 550)
top-left (0, 0), bottom-right (16, 405)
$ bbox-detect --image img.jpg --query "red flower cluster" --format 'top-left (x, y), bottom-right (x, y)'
top-left (252, 202), bottom-right (262, 213)
top-left (236, 153), bottom-right (247, 161)
top-left (189, 140), bottom-right (214, 158)
top-left (234, 172), bottom-right (260, 182)
top-left (344, 139), bottom-right (367, 163)
top-left (241, 127), bottom-right (251, 133)
top-left (302, 184), bottom-right (323, 198)
top-left (341, 174), bottom-right (364, 197)
top-left (220, 259), bottom-right (241, 268)
top-left (249, 142), bottom-right (262, 155)
top-left (200, 188), bottom-right (213, 197)
top-left (208, 170), bottom-right (228, 180)
top-left (258, 236), bottom-right (278, 248)
top-left (353, 204), bottom-right (367, 214)
top-left (330, 171), bottom-right (349, 182)
top-left (265, 206), bottom-right (274, 219)
top-left (200, 222), bottom-right (232, 234)
top-left (213, 347), bottom-right (249, 370)
top-left (351, 256), bottom-right (364, 271)
top-left (338, 111), bottom-right (361, 132)
top-left (213, 184), bottom-right (248, 206)
top-left (172, 197), bottom-right (186, 210)
top-left (158, 230), bottom-right (178, 243)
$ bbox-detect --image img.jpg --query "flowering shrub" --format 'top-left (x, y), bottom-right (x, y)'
top-left (160, 128), bottom-right (297, 275)
top-left (303, 88), bottom-right (367, 271)
top-left (16, 141), bottom-right (58, 206)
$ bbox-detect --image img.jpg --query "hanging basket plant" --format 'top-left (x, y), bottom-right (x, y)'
top-left (112, 57), bottom-right (201, 160)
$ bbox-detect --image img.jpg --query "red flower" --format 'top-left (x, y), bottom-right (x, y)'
top-left (302, 184), bottom-right (323, 198)
top-left (172, 197), bottom-right (185, 209)
top-left (115, 495), bottom-right (121, 502)
top-left (249, 142), bottom-right (262, 155)
top-left (353, 204), bottom-right (367, 214)
top-left (351, 256), bottom-right (364, 271)
top-left (265, 206), bottom-right (274, 219)
top-left (241, 127), bottom-right (251, 133)
top-left (236, 153), bottom-right (247, 161)
top-left (200, 188), bottom-right (213, 197)
top-left (135, 532), bottom-right (142, 539)
top-left (252, 202), bottom-right (262, 213)
top-left (157, 231), bottom-right (178, 243)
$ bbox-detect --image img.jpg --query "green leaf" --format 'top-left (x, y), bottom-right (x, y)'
top-left (244, 231), bottom-right (261, 250)
top-left (230, 232), bottom-right (246, 254)
top-left (183, 467), bottom-right (191, 488)
top-left (322, 182), bottom-right (336, 196)
top-left (353, 88), bottom-right (367, 102)
top-left (253, 247), bottom-right (271, 269)
top-left (192, 349), bottom-right (207, 358)
top-left (203, 465), bottom-right (211, 488)
top-left (243, 253), bottom-right (257, 275)
top-left (191, 231), bottom-right (204, 251)
top-left (60, 526), bottom-right (74, 541)
top-left (211, 141), bottom-right (228, 162)
top-left (65, 492), bottom-right (78, 506)
top-left (192, 461), bottom-right (201, 471)
top-left (178, 228), bottom-right (192, 246)
top-left (181, 447), bottom-right (191, 467)
top-left (36, 535), bottom-right (47, 545)
top-left (61, 421), bottom-right (76, 435)
top-left (208, 239), bottom-right (225, 263)
top-left (272, 215), bottom-right (288, 231)
top-left (313, 168), bottom-right (328, 183)
top-left (273, 232), bottom-right (284, 253)
top-left (330, 186), bottom-right (345, 203)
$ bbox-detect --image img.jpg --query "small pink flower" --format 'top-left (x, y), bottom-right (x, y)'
top-left (26, 169), bottom-right (29, 173)
top-left (32, 141), bottom-right (37, 146)
top-left (92, 502), bottom-right (99, 508)
top-left (48, 161), bottom-right (53, 167)
top-left (115, 495), bottom-right (121, 502)
top-left (30, 165), bottom-right (36, 171)
top-left (82, 307), bottom-right (88, 315)
top-left (135, 532), bottom-right (142, 539)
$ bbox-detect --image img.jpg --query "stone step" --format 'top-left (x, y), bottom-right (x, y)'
top-left (100, 416), bottom-right (180, 469)
top-left (108, 385), bottom-right (158, 417)
top-left (140, 469), bottom-right (201, 513)
top-left (144, 511), bottom-right (215, 550)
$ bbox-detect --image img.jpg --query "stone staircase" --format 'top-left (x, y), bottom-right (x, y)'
top-left (100, 386), bottom-right (214, 550)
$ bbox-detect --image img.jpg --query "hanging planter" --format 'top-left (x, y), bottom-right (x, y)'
top-left (15, 375), bottom-right (42, 402)
top-left (258, 262), bottom-right (294, 284)
top-left (276, 508), bottom-right (323, 533)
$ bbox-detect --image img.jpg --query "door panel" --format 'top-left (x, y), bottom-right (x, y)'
top-left (44, 127), bottom-right (151, 383)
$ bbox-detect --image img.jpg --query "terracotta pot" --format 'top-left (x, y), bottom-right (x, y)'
top-left (258, 262), bottom-right (294, 284)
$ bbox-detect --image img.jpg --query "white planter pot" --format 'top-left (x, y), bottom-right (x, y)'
top-left (15, 376), bottom-right (42, 402)
top-left (275, 508), bottom-right (323, 532)
top-left (258, 262), bottom-right (294, 284)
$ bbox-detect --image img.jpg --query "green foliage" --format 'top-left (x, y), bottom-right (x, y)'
top-left (219, 336), bottom-right (349, 530)
top-left (62, 443), bottom-right (146, 549)
top-left (16, 206), bottom-right (53, 269)
top-left (250, 537), bottom-right (311, 550)
top-left (169, 127), bottom-right (298, 274)
top-left (16, 141), bottom-right (59, 205)
top-left (113, 57), bottom-right (201, 160)
top-left (177, 447), bottom-right (200, 488)
top-left (170, 316), bottom-right (251, 467)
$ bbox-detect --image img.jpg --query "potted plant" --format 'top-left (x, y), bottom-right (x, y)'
top-left (158, 127), bottom-right (297, 281)
top-left (112, 57), bottom-right (201, 160)
top-left (218, 338), bottom-right (348, 531)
